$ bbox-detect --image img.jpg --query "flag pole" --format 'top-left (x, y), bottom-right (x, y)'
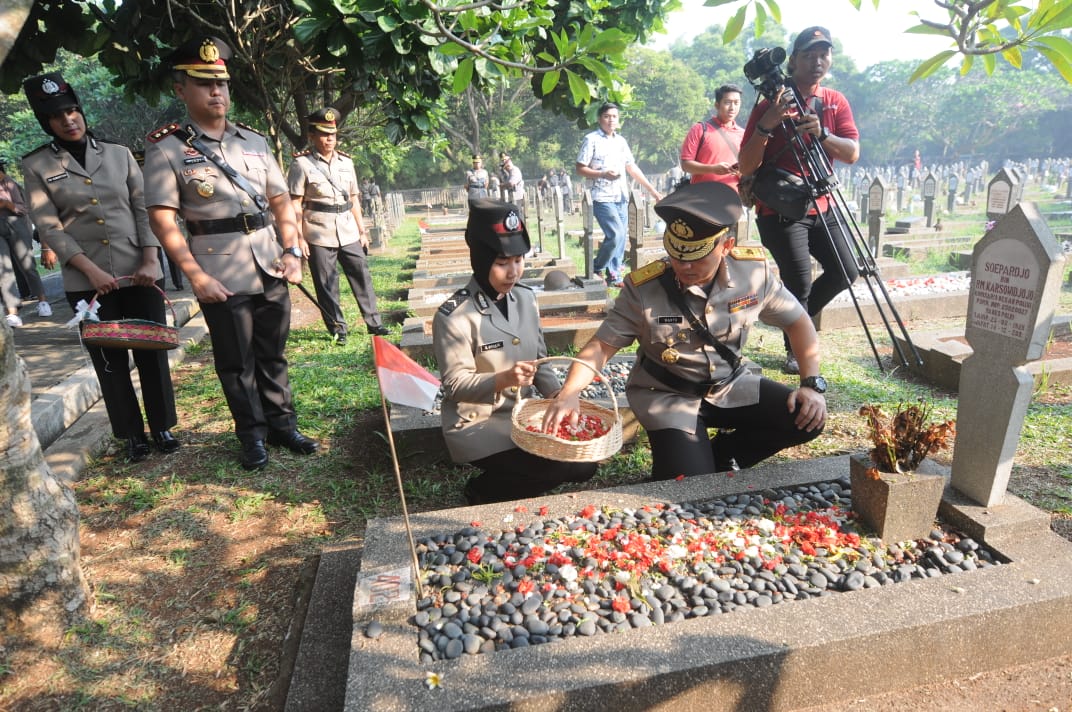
top-left (377, 382), bottom-right (425, 601)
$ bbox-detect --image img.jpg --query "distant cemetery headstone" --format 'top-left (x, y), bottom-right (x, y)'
top-left (922, 172), bottom-right (937, 227)
top-left (867, 175), bottom-right (887, 257)
top-left (950, 203), bottom-right (1067, 506)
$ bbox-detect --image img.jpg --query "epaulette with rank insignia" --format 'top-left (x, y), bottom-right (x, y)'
top-left (235, 122), bottom-right (265, 137)
top-left (147, 123), bottom-right (182, 143)
top-left (627, 259), bottom-right (667, 287)
top-left (438, 288), bottom-right (470, 316)
top-left (730, 246), bottom-right (767, 261)
top-left (292, 149), bottom-right (311, 158)
top-left (337, 149), bottom-right (351, 158)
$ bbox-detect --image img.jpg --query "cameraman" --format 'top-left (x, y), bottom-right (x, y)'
top-left (738, 26), bottom-right (860, 375)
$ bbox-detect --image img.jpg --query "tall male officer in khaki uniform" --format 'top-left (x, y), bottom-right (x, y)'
top-left (545, 182), bottom-right (827, 479)
top-left (144, 36), bottom-right (319, 470)
top-left (287, 108), bottom-right (388, 345)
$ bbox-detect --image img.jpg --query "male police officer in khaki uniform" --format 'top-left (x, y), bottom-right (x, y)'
top-left (545, 182), bottom-right (827, 479)
top-left (144, 36), bottom-right (318, 470)
top-left (287, 108), bottom-right (388, 344)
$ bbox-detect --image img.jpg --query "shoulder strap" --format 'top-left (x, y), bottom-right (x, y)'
top-left (711, 123), bottom-right (739, 159)
top-left (657, 268), bottom-right (741, 370)
top-left (179, 125), bottom-right (269, 211)
top-left (307, 155), bottom-right (348, 199)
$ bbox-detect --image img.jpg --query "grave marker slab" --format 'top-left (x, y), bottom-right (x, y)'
top-left (951, 202), bottom-right (1067, 506)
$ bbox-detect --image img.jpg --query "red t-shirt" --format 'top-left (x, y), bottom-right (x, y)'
top-left (680, 118), bottom-right (744, 190)
top-left (742, 85), bottom-right (858, 215)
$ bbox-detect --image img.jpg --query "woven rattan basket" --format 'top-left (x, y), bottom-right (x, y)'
top-left (80, 277), bottom-right (179, 351)
top-left (510, 357), bottom-right (622, 463)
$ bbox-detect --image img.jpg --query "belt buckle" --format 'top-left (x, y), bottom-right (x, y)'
top-left (239, 213), bottom-right (257, 234)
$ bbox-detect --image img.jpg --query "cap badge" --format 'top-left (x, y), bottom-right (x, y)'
top-left (504, 211), bottom-right (521, 232)
top-left (324, 110), bottom-right (335, 122)
top-left (41, 78), bottom-right (60, 95)
top-left (669, 219), bottom-right (693, 239)
top-left (199, 39), bottom-right (219, 63)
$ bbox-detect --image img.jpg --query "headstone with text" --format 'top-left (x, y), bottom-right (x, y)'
top-left (986, 168), bottom-right (1019, 223)
top-left (950, 203), bottom-right (1066, 506)
top-left (628, 190), bottom-right (642, 272)
top-left (946, 174), bottom-right (959, 214)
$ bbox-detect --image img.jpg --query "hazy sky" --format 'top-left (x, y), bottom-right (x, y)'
top-left (651, 0), bottom-right (957, 69)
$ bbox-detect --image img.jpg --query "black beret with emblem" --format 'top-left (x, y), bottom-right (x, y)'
top-left (307, 107), bottom-right (339, 134)
top-left (654, 182), bottom-right (743, 262)
top-left (23, 73), bottom-right (83, 135)
top-left (465, 198), bottom-right (530, 258)
top-left (169, 36), bottom-right (232, 80)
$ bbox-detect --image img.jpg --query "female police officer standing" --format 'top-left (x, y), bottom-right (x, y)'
top-left (433, 199), bottom-right (596, 504)
top-left (21, 72), bottom-right (179, 462)
top-left (544, 182), bottom-right (826, 479)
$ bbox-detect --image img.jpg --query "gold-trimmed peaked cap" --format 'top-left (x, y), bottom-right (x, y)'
top-left (465, 198), bottom-right (530, 258)
top-left (654, 182), bottom-right (743, 262)
top-left (307, 107), bottom-right (338, 134)
top-left (170, 36), bottom-right (232, 80)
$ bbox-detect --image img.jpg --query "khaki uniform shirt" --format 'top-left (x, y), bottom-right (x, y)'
top-left (22, 138), bottom-right (160, 292)
top-left (143, 120), bottom-right (287, 295)
top-left (432, 278), bottom-right (557, 462)
top-left (286, 150), bottom-right (361, 248)
top-left (597, 252), bottom-right (803, 434)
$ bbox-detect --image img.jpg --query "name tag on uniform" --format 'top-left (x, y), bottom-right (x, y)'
top-left (242, 150), bottom-right (266, 157)
top-left (729, 293), bottom-right (759, 313)
top-left (657, 316), bottom-right (683, 324)
top-left (46, 172), bottom-right (68, 183)
top-left (183, 156), bottom-right (207, 165)
top-left (480, 341), bottom-right (504, 352)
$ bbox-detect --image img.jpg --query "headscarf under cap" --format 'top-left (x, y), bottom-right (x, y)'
top-left (23, 72), bottom-right (84, 136)
top-left (465, 198), bottom-right (530, 298)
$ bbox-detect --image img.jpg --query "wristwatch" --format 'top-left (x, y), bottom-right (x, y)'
top-left (800, 376), bottom-right (828, 393)
top-left (283, 245), bottom-right (303, 258)
top-left (817, 126), bottom-right (831, 143)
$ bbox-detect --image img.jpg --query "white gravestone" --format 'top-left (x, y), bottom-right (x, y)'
top-left (950, 203), bottom-right (1067, 506)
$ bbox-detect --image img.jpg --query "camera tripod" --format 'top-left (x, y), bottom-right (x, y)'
top-left (757, 85), bottom-right (922, 373)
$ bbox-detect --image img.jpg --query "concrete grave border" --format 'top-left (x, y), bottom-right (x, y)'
top-left (344, 456), bottom-right (1072, 711)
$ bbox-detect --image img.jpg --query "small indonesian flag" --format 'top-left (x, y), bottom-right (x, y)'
top-left (372, 335), bottom-right (441, 411)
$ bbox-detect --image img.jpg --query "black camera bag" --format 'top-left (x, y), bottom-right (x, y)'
top-left (748, 166), bottom-right (812, 220)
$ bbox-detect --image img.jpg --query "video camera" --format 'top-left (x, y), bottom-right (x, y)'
top-left (743, 47), bottom-right (788, 100)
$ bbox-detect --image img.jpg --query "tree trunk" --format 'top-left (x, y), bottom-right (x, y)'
top-left (0, 324), bottom-right (91, 638)
top-left (0, 0), bottom-right (33, 67)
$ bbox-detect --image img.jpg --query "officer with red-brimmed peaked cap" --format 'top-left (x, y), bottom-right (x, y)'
top-left (143, 35), bottom-right (319, 471)
top-left (544, 180), bottom-right (829, 480)
top-left (168, 36), bottom-right (232, 80)
top-left (432, 197), bottom-right (597, 504)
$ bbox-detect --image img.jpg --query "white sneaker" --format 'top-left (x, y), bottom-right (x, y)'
top-left (37, 301), bottom-right (53, 317)
top-left (5, 313), bottom-right (23, 328)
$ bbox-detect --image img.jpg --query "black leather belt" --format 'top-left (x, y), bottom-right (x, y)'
top-left (306, 201), bottom-right (352, 213)
top-left (639, 355), bottom-right (743, 398)
top-left (186, 212), bottom-right (270, 235)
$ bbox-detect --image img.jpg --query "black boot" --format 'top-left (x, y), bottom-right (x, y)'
top-left (126, 434), bottom-right (151, 463)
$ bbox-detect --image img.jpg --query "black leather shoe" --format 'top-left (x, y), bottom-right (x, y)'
top-left (126, 434), bottom-right (150, 463)
top-left (240, 440), bottom-right (269, 470)
top-left (152, 430), bottom-right (181, 454)
top-left (266, 430), bottom-right (320, 455)
top-left (367, 325), bottom-right (390, 336)
top-left (332, 331), bottom-right (347, 345)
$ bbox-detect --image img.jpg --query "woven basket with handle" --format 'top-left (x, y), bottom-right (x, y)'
top-left (510, 356), bottom-right (622, 463)
top-left (80, 277), bottom-right (179, 351)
